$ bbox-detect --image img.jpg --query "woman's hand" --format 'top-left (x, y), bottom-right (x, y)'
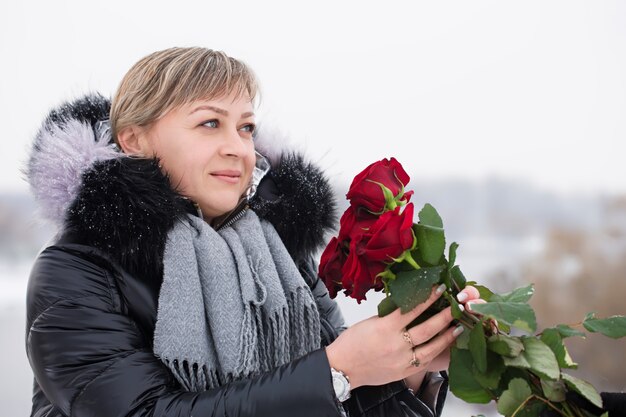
top-left (325, 284), bottom-right (480, 390)
top-left (403, 286), bottom-right (483, 391)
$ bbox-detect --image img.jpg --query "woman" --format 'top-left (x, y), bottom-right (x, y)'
top-left (25, 47), bottom-right (477, 417)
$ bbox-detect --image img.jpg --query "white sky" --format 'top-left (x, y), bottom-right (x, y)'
top-left (1, 1), bottom-right (625, 195)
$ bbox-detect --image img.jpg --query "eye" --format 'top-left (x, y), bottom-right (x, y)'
top-left (240, 123), bottom-right (256, 134)
top-left (202, 119), bottom-right (219, 128)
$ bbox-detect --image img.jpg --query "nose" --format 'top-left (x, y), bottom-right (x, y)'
top-left (219, 128), bottom-right (249, 158)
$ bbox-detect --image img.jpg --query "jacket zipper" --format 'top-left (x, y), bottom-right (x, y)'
top-left (217, 205), bottom-right (248, 230)
top-left (213, 199), bottom-right (249, 231)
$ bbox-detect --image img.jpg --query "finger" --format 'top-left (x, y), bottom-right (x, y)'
top-left (408, 306), bottom-right (454, 345)
top-left (456, 285), bottom-right (480, 303)
top-left (406, 324), bottom-right (464, 371)
top-left (427, 346), bottom-right (451, 373)
top-left (387, 283), bottom-right (447, 328)
top-left (466, 298), bottom-right (486, 312)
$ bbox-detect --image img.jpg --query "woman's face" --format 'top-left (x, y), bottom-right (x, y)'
top-left (139, 92), bottom-right (257, 221)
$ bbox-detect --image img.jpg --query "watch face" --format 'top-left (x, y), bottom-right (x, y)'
top-left (331, 369), bottom-right (350, 401)
top-left (333, 375), bottom-right (346, 394)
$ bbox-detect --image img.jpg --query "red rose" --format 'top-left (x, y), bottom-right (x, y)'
top-left (346, 157), bottom-right (411, 213)
top-left (318, 237), bottom-right (347, 298)
top-left (329, 205), bottom-right (416, 302)
top-left (362, 203), bottom-right (415, 263)
top-left (341, 236), bottom-right (387, 303)
top-left (338, 206), bottom-right (378, 241)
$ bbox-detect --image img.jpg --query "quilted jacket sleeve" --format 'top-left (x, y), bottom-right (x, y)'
top-left (26, 246), bottom-right (343, 417)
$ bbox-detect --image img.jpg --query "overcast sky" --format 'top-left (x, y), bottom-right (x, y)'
top-left (1, 1), bottom-right (625, 196)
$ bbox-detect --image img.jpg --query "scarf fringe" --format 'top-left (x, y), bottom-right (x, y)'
top-left (166, 286), bottom-right (322, 391)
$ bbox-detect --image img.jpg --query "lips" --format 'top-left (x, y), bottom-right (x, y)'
top-left (210, 170), bottom-right (242, 184)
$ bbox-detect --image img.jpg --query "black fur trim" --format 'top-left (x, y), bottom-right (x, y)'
top-left (41, 93), bottom-right (110, 135)
top-left (64, 157), bottom-right (190, 283)
top-left (250, 152), bottom-right (337, 261)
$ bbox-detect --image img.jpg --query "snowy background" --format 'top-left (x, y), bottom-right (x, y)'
top-left (2, 1), bottom-right (626, 416)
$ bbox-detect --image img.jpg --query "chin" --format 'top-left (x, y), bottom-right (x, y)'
top-left (200, 196), bottom-right (243, 219)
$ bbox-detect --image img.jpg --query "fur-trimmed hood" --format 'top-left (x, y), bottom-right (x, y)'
top-left (26, 93), bottom-right (336, 283)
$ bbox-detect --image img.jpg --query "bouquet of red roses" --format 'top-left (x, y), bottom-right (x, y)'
top-left (319, 158), bottom-right (626, 417)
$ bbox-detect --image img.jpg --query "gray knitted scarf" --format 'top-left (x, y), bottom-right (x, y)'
top-left (153, 209), bottom-right (321, 391)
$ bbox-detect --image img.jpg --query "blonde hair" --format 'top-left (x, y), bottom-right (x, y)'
top-left (110, 47), bottom-right (258, 143)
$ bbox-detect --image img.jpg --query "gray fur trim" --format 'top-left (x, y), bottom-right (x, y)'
top-left (254, 124), bottom-right (296, 167)
top-left (26, 119), bottom-right (119, 227)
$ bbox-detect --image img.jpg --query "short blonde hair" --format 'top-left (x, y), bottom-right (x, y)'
top-left (110, 47), bottom-right (258, 143)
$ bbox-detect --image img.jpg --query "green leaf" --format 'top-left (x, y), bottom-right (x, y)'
top-left (472, 283), bottom-right (495, 302)
top-left (501, 337), bottom-right (560, 381)
top-left (414, 223), bottom-right (444, 232)
top-left (377, 296), bottom-right (397, 317)
top-left (555, 324), bottom-right (586, 338)
top-left (442, 273), bottom-right (452, 293)
top-left (561, 373), bottom-right (603, 409)
top-left (448, 242), bottom-right (459, 267)
top-left (443, 292), bottom-right (464, 319)
top-left (451, 299), bottom-right (463, 320)
top-left (418, 203), bottom-right (443, 227)
top-left (541, 379), bottom-right (567, 402)
top-left (450, 265), bottom-right (467, 289)
top-left (490, 284), bottom-right (535, 303)
top-left (415, 204), bottom-right (446, 265)
top-left (503, 353), bottom-right (531, 369)
top-left (540, 328), bottom-right (577, 369)
top-left (583, 315), bottom-right (626, 339)
top-left (389, 266), bottom-right (444, 313)
top-left (498, 367), bottom-right (532, 393)
top-left (449, 347), bottom-right (493, 403)
top-left (415, 224), bottom-right (445, 265)
top-left (469, 323), bottom-right (488, 373)
top-left (469, 302), bottom-right (537, 333)
top-left (497, 378), bottom-right (532, 416)
top-left (473, 351), bottom-right (506, 390)
top-left (487, 334), bottom-right (524, 357)
top-left (522, 337), bottom-right (560, 380)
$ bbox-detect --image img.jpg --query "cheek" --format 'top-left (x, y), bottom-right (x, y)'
top-left (150, 136), bottom-right (181, 172)
top-left (157, 148), bottom-right (203, 190)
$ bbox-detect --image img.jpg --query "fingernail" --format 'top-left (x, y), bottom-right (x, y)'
top-left (466, 301), bottom-right (474, 311)
top-left (458, 304), bottom-right (465, 312)
top-left (435, 284), bottom-right (446, 295)
top-left (453, 325), bottom-right (464, 337)
top-left (456, 292), bottom-right (468, 302)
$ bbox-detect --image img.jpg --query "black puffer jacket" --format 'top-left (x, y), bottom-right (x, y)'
top-left (25, 94), bottom-right (447, 417)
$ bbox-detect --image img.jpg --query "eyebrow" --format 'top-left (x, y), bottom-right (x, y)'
top-left (189, 105), bottom-right (254, 118)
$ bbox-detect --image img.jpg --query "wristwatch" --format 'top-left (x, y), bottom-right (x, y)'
top-left (330, 367), bottom-right (351, 402)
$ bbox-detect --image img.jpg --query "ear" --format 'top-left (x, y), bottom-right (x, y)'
top-left (116, 125), bottom-right (152, 156)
